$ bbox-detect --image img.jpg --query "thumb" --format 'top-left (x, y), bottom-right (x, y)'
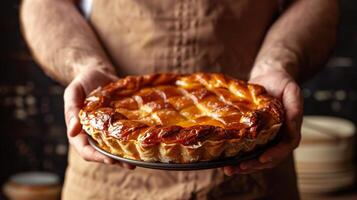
top-left (282, 81), bottom-right (303, 149)
top-left (64, 81), bottom-right (85, 137)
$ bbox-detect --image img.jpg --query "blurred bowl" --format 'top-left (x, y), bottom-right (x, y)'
top-left (295, 116), bottom-right (356, 193)
top-left (2, 172), bottom-right (61, 200)
top-left (295, 116), bottom-right (355, 171)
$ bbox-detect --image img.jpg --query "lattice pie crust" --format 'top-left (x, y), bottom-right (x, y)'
top-left (79, 73), bottom-right (284, 163)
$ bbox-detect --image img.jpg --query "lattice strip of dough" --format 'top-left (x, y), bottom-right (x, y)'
top-left (132, 87), bottom-right (187, 126)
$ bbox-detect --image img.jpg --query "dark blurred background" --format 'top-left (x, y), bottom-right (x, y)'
top-left (0, 1), bottom-right (67, 199)
top-left (0, 0), bottom-right (356, 199)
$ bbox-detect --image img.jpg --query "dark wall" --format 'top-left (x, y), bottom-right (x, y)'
top-left (302, 0), bottom-right (357, 122)
top-left (0, 1), bottom-right (68, 198)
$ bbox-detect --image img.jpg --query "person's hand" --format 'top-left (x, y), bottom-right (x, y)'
top-left (64, 69), bottom-right (135, 169)
top-left (223, 70), bottom-right (303, 175)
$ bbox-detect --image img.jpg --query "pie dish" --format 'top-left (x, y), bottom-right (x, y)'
top-left (79, 73), bottom-right (284, 163)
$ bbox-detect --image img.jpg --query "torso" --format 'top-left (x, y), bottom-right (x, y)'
top-left (89, 0), bottom-right (282, 79)
top-left (62, 1), bottom-right (298, 199)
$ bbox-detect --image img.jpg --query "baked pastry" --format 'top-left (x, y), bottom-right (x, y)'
top-left (79, 73), bottom-right (284, 163)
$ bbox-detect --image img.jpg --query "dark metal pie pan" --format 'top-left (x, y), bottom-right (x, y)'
top-left (88, 136), bottom-right (279, 171)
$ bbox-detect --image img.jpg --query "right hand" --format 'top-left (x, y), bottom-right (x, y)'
top-left (63, 69), bottom-right (135, 169)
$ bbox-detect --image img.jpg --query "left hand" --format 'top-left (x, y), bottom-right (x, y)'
top-left (64, 68), bottom-right (135, 169)
top-left (223, 70), bottom-right (303, 175)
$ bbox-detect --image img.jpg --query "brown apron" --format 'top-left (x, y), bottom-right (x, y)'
top-left (62, 0), bottom-right (299, 199)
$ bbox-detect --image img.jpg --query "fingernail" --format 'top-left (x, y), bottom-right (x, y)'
top-left (226, 172), bottom-right (234, 176)
top-left (104, 158), bottom-right (111, 164)
top-left (124, 163), bottom-right (135, 170)
top-left (224, 167), bottom-right (234, 176)
top-left (261, 157), bottom-right (273, 164)
top-left (68, 116), bottom-right (77, 129)
top-left (67, 117), bottom-right (76, 136)
top-left (240, 164), bottom-right (248, 170)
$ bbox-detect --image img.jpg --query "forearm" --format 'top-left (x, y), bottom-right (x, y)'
top-left (20, 0), bottom-right (115, 85)
top-left (250, 0), bottom-right (339, 82)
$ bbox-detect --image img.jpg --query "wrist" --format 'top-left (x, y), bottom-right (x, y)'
top-left (250, 45), bottom-right (301, 80)
top-left (71, 57), bottom-right (116, 78)
top-left (59, 47), bottom-right (116, 83)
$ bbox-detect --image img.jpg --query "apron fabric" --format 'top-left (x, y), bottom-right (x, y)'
top-left (88, 0), bottom-right (281, 79)
top-left (63, 0), bottom-right (299, 199)
top-left (62, 148), bottom-right (298, 200)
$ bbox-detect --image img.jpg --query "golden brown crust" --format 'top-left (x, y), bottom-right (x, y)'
top-left (79, 73), bottom-right (284, 163)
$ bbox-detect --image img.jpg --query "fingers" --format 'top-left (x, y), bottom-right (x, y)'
top-left (69, 132), bottom-right (112, 163)
top-left (258, 81), bottom-right (302, 165)
top-left (222, 82), bottom-right (303, 176)
top-left (123, 163), bottom-right (136, 170)
top-left (259, 139), bottom-right (293, 164)
top-left (241, 159), bottom-right (275, 171)
top-left (222, 166), bottom-right (236, 176)
top-left (222, 165), bottom-right (259, 176)
top-left (63, 70), bottom-right (119, 137)
top-left (222, 154), bottom-right (279, 176)
top-left (234, 72), bottom-right (303, 176)
top-left (64, 70), bottom-right (135, 168)
top-left (258, 81), bottom-right (302, 164)
top-left (69, 131), bottom-right (136, 169)
top-left (235, 82), bottom-right (303, 173)
top-left (222, 147), bottom-right (281, 176)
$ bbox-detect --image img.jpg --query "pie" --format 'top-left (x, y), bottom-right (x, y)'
top-left (79, 73), bottom-right (284, 163)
